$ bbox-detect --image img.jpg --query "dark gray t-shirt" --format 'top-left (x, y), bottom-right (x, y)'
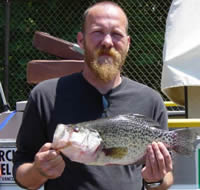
top-left (13, 72), bottom-right (168, 190)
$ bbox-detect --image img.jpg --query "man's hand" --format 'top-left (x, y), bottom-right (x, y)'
top-left (141, 142), bottom-right (173, 189)
top-left (34, 143), bottom-right (66, 179)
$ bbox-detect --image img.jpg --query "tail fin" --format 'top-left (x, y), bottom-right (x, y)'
top-left (172, 128), bottom-right (200, 155)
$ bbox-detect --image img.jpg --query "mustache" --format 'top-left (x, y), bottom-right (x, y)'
top-left (96, 48), bottom-right (118, 57)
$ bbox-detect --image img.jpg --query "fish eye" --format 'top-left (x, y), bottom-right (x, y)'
top-left (73, 126), bottom-right (79, 132)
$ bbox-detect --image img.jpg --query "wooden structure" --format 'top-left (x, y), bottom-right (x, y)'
top-left (27, 31), bottom-right (84, 84)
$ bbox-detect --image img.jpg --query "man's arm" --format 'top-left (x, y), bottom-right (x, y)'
top-left (15, 143), bottom-right (65, 189)
top-left (142, 142), bottom-right (174, 190)
top-left (16, 162), bottom-right (48, 190)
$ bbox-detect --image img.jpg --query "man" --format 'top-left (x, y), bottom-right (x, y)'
top-left (13, 1), bottom-right (173, 190)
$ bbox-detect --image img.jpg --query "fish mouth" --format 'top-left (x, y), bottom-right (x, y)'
top-left (54, 142), bottom-right (72, 152)
top-left (93, 143), bottom-right (103, 156)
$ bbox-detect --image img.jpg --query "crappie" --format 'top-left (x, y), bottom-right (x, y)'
top-left (52, 113), bottom-right (200, 165)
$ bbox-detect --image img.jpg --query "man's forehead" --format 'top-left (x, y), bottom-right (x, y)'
top-left (86, 4), bottom-right (127, 27)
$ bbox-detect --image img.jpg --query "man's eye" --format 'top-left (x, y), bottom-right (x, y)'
top-left (93, 31), bottom-right (103, 35)
top-left (112, 32), bottom-right (123, 38)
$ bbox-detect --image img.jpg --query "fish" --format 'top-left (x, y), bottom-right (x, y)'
top-left (52, 113), bottom-right (200, 166)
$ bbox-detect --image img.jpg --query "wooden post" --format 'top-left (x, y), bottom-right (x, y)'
top-left (187, 86), bottom-right (200, 118)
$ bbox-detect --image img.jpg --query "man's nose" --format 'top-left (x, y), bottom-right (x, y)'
top-left (101, 34), bottom-right (113, 48)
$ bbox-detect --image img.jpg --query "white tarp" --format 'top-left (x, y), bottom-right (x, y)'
top-left (161, 0), bottom-right (200, 106)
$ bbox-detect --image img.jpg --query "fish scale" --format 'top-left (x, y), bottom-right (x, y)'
top-left (52, 113), bottom-right (200, 165)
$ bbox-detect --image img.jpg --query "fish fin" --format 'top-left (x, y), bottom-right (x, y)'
top-left (123, 113), bottom-right (160, 128)
top-left (173, 128), bottom-right (200, 155)
top-left (103, 147), bottom-right (128, 159)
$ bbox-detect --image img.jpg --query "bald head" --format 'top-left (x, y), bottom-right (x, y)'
top-left (82, 1), bottom-right (128, 34)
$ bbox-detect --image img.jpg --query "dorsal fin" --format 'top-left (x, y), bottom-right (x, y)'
top-left (122, 113), bottom-right (160, 128)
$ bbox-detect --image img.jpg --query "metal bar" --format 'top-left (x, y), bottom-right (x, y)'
top-left (0, 82), bottom-right (7, 106)
top-left (168, 111), bottom-right (185, 117)
top-left (4, 0), bottom-right (11, 101)
top-left (164, 101), bottom-right (178, 107)
top-left (168, 118), bottom-right (200, 128)
top-left (184, 86), bottom-right (188, 118)
top-left (0, 81), bottom-right (10, 111)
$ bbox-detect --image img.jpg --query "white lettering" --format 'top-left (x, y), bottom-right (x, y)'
top-left (0, 177), bottom-right (14, 181)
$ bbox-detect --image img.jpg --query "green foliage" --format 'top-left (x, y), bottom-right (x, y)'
top-left (0, 0), bottom-right (172, 110)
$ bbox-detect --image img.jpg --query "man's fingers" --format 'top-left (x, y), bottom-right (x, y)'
top-left (48, 154), bottom-right (64, 168)
top-left (35, 150), bottom-right (65, 179)
top-left (37, 142), bottom-right (60, 161)
top-left (142, 142), bottom-right (173, 183)
top-left (47, 158), bottom-right (66, 179)
top-left (39, 143), bottom-right (52, 152)
top-left (35, 149), bottom-right (57, 162)
top-left (148, 142), bottom-right (159, 177)
top-left (152, 142), bottom-right (166, 173)
top-left (158, 142), bottom-right (173, 172)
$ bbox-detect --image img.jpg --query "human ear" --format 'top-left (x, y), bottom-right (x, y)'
top-left (127, 36), bottom-right (131, 52)
top-left (77, 32), bottom-right (84, 49)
